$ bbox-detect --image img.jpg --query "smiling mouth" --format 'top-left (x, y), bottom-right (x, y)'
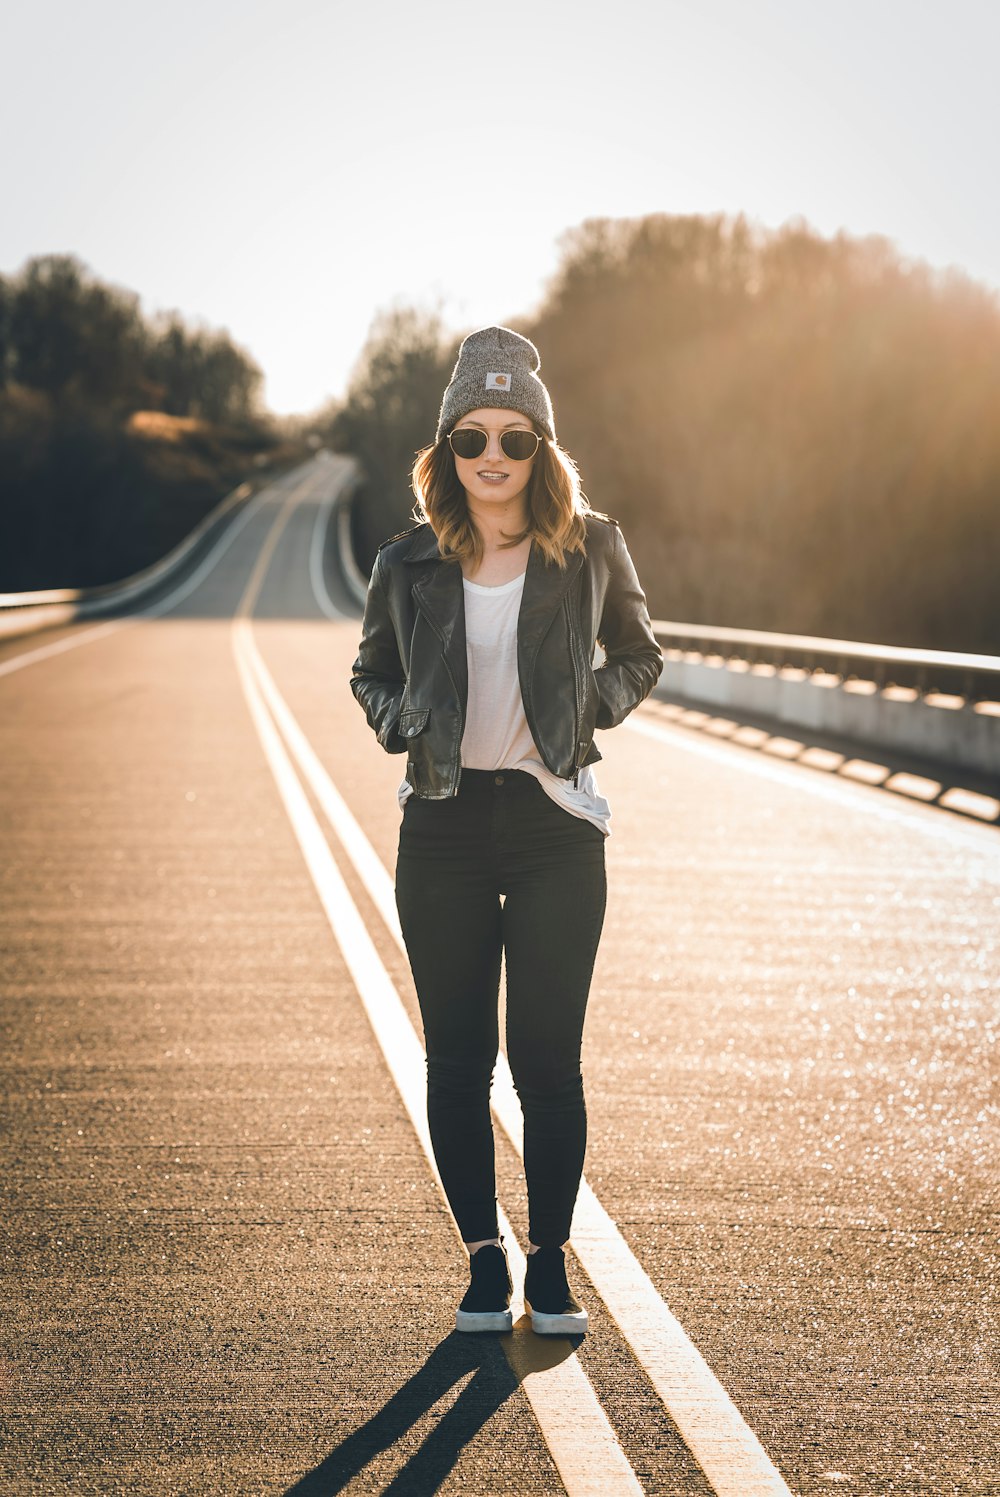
top-left (477, 472), bottom-right (508, 484)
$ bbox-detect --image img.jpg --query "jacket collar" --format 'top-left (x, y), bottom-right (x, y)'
top-left (402, 525), bottom-right (445, 564)
top-left (405, 523), bottom-right (584, 690)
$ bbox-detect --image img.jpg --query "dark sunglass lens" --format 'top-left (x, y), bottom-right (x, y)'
top-left (501, 430), bottom-right (539, 461)
top-left (450, 429), bottom-right (488, 459)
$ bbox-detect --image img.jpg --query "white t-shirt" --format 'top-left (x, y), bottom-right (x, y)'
top-left (397, 569), bottom-right (612, 837)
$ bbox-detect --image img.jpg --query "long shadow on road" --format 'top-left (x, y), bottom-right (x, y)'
top-left (285, 1330), bottom-right (533, 1495)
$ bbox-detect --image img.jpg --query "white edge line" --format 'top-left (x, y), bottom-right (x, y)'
top-left (626, 711), bottom-right (1000, 861)
top-left (308, 454), bottom-right (370, 616)
top-left (0, 616), bottom-right (135, 679)
top-left (309, 461), bottom-right (351, 621)
top-left (337, 482), bottom-right (373, 608)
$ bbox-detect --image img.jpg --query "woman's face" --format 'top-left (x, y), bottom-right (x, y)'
top-left (450, 407), bottom-right (538, 513)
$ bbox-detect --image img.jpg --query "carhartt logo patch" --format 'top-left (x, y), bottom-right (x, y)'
top-left (485, 371), bottom-right (511, 389)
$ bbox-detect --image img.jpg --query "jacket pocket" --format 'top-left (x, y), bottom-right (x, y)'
top-left (398, 706), bottom-right (430, 740)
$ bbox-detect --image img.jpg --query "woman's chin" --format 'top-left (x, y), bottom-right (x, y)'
top-left (466, 480), bottom-right (527, 506)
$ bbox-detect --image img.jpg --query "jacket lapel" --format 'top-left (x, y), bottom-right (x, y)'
top-left (406, 528), bottom-right (468, 704)
top-left (404, 524), bottom-right (584, 697)
top-left (518, 541), bottom-right (584, 682)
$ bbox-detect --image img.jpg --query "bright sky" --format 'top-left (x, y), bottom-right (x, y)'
top-left (2, 0), bottom-right (996, 416)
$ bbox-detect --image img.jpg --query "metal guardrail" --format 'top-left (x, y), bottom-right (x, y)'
top-left (651, 621), bottom-right (1000, 705)
top-left (0, 453), bottom-right (363, 645)
top-left (0, 480), bottom-right (256, 627)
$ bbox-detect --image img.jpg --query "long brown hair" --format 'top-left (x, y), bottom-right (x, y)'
top-left (410, 423), bottom-right (592, 570)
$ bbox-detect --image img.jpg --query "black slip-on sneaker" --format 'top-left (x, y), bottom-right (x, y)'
top-left (455, 1237), bottom-right (513, 1333)
top-left (523, 1244), bottom-right (588, 1336)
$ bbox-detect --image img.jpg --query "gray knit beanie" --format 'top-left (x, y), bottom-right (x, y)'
top-left (435, 325), bottom-right (556, 444)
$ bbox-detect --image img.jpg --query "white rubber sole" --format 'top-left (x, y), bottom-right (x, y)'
top-left (455, 1307), bottom-right (514, 1333)
top-left (526, 1302), bottom-right (589, 1336)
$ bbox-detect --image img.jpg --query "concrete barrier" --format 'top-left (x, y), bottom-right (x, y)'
top-left (0, 481), bottom-right (258, 642)
top-left (655, 637), bottom-right (1000, 779)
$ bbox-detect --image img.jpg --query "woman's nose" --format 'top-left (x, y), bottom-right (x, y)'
top-left (485, 432), bottom-right (504, 460)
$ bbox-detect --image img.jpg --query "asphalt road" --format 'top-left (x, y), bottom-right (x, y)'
top-left (2, 455), bottom-right (997, 1496)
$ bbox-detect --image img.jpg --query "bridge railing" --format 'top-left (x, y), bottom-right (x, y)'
top-left (649, 621), bottom-right (1000, 781)
top-left (0, 482), bottom-right (256, 642)
top-left (651, 620), bottom-right (1000, 703)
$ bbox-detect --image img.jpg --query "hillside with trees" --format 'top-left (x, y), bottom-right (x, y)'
top-left (326, 214), bottom-right (1000, 654)
top-left (316, 305), bottom-right (458, 576)
top-left (0, 254), bottom-right (305, 590)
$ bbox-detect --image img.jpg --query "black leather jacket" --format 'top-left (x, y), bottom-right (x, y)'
top-left (350, 512), bottom-right (664, 798)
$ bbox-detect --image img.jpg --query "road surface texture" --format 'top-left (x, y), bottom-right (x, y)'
top-left (2, 456), bottom-right (997, 1495)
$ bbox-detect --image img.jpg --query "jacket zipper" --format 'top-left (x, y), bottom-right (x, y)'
top-left (564, 593), bottom-right (585, 789)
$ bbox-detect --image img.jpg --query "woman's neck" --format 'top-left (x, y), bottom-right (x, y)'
top-left (466, 498), bottom-right (529, 552)
top-left (462, 500), bottom-right (532, 585)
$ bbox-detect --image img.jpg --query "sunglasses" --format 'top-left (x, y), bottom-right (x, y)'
top-left (447, 426), bottom-right (542, 462)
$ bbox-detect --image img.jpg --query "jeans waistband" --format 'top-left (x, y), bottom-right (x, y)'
top-left (458, 767), bottom-right (538, 792)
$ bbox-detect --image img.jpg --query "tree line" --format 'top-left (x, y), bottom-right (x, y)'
top-left (0, 253), bottom-right (262, 421)
top-left (0, 254), bottom-right (291, 590)
top-left (321, 214), bottom-right (1000, 655)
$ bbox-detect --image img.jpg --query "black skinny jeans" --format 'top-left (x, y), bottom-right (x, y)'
top-left (394, 767), bottom-right (607, 1249)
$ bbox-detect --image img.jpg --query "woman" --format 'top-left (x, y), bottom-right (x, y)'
top-left (350, 325), bottom-right (663, 1336)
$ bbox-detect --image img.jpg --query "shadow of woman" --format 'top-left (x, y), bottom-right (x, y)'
top-left (285, 1328), bottom-right (531, 1495)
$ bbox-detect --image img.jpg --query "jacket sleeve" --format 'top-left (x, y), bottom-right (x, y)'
top-left (594, 523), bottom-right (664, 730)
top-left (349, 552), bottom-right (408, 754)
